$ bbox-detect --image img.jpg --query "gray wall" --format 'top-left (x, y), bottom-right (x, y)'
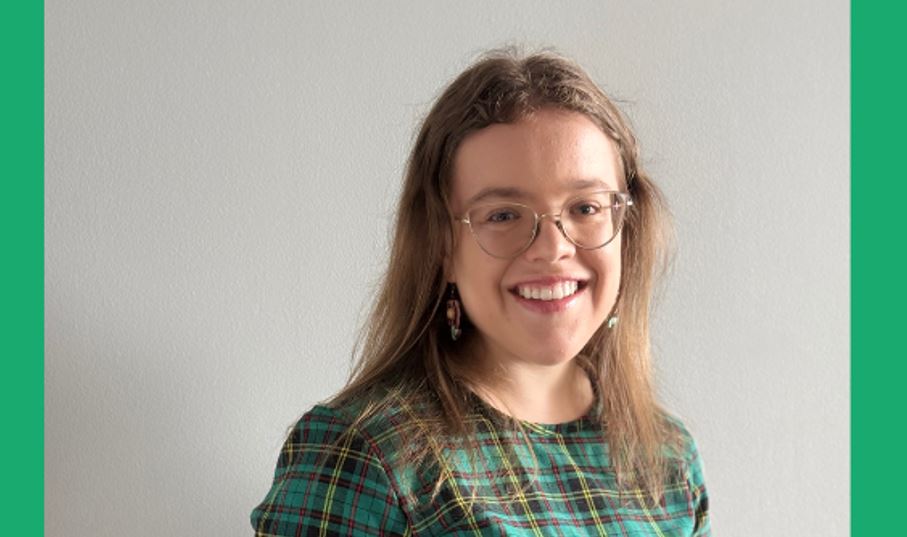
top-left (45, 1), bottom-right (849, 535)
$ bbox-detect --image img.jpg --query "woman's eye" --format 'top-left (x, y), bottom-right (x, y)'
top-left (572, 203), bottom-right (601, 216)
top-left (487, 210), bottom-right (519, 223)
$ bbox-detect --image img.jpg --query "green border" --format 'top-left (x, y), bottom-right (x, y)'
top-left (1, 3), bottom-right (43, 536)
top-left (852, 2), bottom-right (905, 535)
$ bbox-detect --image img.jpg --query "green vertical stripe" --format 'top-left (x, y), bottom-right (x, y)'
top-left (1, 3), bottom-right (43, 537)
top-left (852, 1), bottom-right (906, 535)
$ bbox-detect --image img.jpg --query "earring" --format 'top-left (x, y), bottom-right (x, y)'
top-left (446, 284), bottom-right (462, 341)
top-left (607, 315), bottom-right (619, 329)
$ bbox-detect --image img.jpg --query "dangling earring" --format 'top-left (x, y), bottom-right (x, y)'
top-left (608, 295), bottom-right (621, 330)
top-left (446, 284), bottom-right (462, 341)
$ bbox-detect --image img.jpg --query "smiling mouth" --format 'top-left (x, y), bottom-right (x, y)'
top-left (512, 280), bottom-right (587, 301)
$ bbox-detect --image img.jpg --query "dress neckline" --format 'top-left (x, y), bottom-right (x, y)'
top-left (467, 359), bottom-right (603, 436)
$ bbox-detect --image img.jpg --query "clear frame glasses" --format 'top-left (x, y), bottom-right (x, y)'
top-left (456, 190), bottom-right (633, 259)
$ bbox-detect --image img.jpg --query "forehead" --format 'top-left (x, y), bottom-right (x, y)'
top-left (451, 108), bottom-right (622, 209)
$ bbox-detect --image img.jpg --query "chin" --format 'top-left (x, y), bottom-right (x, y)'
top-left (518, 341), bottom-right (584, 367)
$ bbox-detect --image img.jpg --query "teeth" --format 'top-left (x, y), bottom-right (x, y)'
top-left (552, 283), bottom-right (564, 300)
top-left (517, 281), bottom-right (580, 301)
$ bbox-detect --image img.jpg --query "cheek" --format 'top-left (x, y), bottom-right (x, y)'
top-left (452, 248), bottom-right (509, 313)
top-left (453, 232), bottom-right (502, 280)
top-left (590, 248), bottom-right (622, 305)
top-left (608, 254), bottom-right (622, 286)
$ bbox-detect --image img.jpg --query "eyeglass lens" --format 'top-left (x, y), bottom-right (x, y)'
top-left (466, 191), bottom-right (629, 259)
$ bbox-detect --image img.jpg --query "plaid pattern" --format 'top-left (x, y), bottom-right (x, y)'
top-left (251, 397), bottom-right (710, 536)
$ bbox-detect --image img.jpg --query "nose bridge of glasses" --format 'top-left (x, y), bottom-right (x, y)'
top-left (532, 211), bottom-right (573, 245)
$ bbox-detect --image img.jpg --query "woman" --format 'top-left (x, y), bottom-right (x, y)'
top-left (251, 50), bottom-right (710, 536)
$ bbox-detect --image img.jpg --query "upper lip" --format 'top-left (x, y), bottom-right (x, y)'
top-left (508, 275), bottom-right (588, 290)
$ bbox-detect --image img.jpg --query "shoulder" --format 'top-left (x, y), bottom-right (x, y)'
top-left (259, 403), bottom-right (393, 497)
top-left (268, 387), bottom-right (434, 483)
top-left (250, 402), bottom-right (414, 536)
top-left (276, 399), bottom-right (412, 473)
top-left (660, 412), bottom-right (711, 534)
top-left (275, 404), bottom-right (366, 465)
top-left (661, 412), bottom-right (709, 515)
top-left (660, 412), bottom-right (703, 465)
top-left (287, 404), bottom-right (356, 445)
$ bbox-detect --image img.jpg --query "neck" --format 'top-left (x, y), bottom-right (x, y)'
top-left (467, 349), bottom-right (596, 424)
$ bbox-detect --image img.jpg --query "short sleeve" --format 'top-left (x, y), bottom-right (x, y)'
top-left (250, 406), bottom-right (411, 537)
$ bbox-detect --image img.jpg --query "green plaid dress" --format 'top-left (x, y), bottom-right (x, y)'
top-left (251, 392), bottom-right (710, 536)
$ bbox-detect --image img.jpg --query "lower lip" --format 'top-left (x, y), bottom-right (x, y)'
top-left (510, 287), bottom-right (584, 313)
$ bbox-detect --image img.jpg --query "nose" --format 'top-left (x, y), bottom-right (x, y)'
top-left (524, 214), bottom-right (575, 262)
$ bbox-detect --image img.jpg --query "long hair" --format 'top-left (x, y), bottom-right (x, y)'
top-left (324, 48), bottom-right (681, 505)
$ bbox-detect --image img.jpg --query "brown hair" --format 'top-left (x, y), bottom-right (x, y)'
top-left (325, 48), bottom-right (682, 505)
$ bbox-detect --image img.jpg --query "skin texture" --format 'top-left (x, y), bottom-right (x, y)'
top-left (448, 108), bottom-right (624, 423)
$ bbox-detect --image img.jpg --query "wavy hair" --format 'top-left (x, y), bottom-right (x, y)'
top-left (324, 48), bottom-right (681, 505)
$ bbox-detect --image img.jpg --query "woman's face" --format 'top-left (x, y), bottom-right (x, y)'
top-left (448, 108), bottom-right (623, 371)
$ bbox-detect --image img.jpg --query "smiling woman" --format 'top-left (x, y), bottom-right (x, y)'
top-left (447, 110), bottom-right (625, 394)
top-left (251, 50), bottom-right (710, 536)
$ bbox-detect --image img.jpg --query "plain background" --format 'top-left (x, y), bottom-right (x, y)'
top-left (45, 1), bottom-right (849, 535)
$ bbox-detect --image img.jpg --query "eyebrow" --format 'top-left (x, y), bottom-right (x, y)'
top-left (464, 179), bottom-right (611, 207)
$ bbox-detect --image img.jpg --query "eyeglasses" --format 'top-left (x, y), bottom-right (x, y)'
top-left (456, 190), bottom-right (633, 259)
